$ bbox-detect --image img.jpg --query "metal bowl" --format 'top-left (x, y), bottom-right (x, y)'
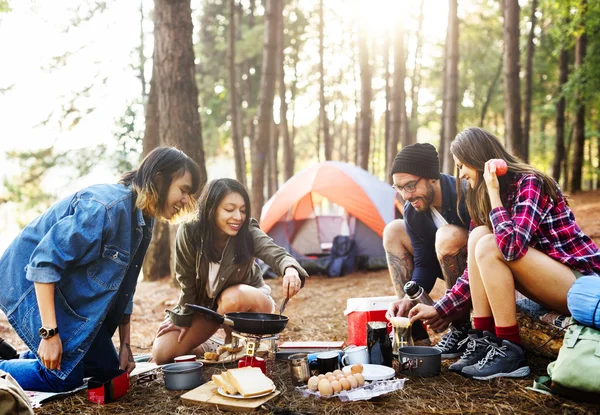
top-left (162, 362), bottom-right (204, 390)
top-left (398, 346), bottom-right (442, 377)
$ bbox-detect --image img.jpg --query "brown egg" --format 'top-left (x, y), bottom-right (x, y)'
top-left (331, 380), bottom-right (343, 394)
top-left (325, 372), bottom-right (333, 377)
top-left (339, 377), bottom-right (351, 391)
top-left (317, 374), bottom-right (326, 380)
top-left (353, 373), bottom-right (365, 386)
top-left (318, 379), bottom-right (333, 397)
top-left (346, 374), bottom-right (358, 389)
top-left (351, 364), bottom-right (363, 374)
top-left (307, 376), bottom-right (320, 391)
top-left (333, 369), bottom-right (343, 376)
top-left (327, 375), bottom-right (337, 383)
top-left (335, 374), bottom-right (345, 381)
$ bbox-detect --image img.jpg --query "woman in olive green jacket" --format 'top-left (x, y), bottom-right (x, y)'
top-left (152, 178), bottom-right (308, 364)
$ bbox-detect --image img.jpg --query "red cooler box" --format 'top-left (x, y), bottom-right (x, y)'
top-left (344, 296), bottom-right (396, 346)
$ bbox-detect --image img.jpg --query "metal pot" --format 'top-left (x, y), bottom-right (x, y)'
top-left (398, 346), bottom-right (441, 377)
top-left (162, 362), bottom-right (204, 390)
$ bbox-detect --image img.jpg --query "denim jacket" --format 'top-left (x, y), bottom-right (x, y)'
top-left (0, 184), bottom-right (152, 380)
top-left (403, 173), bottom-right (470, 293)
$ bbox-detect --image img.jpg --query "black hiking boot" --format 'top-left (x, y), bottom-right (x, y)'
top-left (433, 323), bottom-right (470, 358)
top-left (461, 339), bottom-right (531, 380)
top-left (448, 330), bottom-right (498, 374)
top-left (0, 337), bottom-right (18, 360)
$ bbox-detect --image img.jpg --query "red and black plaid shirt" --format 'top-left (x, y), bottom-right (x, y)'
top-left (435, 173), bottom-right (600, 318)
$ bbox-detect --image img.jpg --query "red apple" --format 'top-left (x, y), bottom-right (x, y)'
top-left (490, 159), bottom-right (508, 176)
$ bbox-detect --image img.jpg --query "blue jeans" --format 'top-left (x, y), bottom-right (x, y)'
top-left (0, 323), bottom-right (119, 392)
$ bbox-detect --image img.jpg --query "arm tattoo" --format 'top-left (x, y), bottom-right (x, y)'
top-left (440, 245), bottom-right (468, 289)
top-left (385, 251), bottom-right (414, 298)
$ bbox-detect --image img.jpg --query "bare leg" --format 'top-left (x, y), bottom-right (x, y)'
top-left (474, 234), bottom-right (576, 326)
top-left (466, 226), bottom-right (494, 319)
top-left (383, 219), bottom-right (414, 298)
top-left (152, 284), bottom-right (273, 364)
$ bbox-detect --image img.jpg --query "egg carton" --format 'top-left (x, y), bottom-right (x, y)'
top-left (296, 379), bottom-right (407, 402)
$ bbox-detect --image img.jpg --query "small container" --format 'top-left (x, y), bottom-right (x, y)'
top-left (288, 353), bottom-right (310, 386)
top-left (398, 346), bottom-right (441, 377)
top-left (88, 370), bottom-right (129, 404)
top-left (404, 281), bottom-right (434, 306)
top-left (162, 362), bottom-right (204, 390)
top-left (174, 354), bottom-right (197, 363)
top-left (238, 355), bottom-right (266, 374)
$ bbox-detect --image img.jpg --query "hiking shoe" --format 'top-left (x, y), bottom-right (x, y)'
top-left (0, 337), bottom-right (18, 360)
top-left (448, 330), bottom-right (497, 374)
top-left (412, 320), bottom-right (431, 346)
top-left (195, 336), bottom-right (224, 355)
top-left (433, 323), bottom-right (470, 358)
top-left (461, 339), bottom-right (531, 380)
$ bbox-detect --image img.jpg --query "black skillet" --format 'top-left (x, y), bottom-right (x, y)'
top-left (184, 303), bottom-right (289, 335)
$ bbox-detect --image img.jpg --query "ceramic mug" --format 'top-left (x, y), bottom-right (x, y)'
top-left (316, 351), bottom-right (340, 374)
top-left (341, 345), bottom-right (369, 366)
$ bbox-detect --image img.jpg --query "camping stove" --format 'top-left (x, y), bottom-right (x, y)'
top-left (233, 332), bottom-right (279, 376)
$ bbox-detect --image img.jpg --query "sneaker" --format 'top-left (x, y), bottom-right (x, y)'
top-left (433, 323), bottom-right (470, 358)
top-left (194, 336), bottom-right (224, 355)
top-left (461, 339), bottom-right (531, 380)
top-left (448, 330), bottom-right (497, 374)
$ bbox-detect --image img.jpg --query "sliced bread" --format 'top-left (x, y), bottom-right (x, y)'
top-left (212, 373), bottom-right (238, 395)
top-left (225, 367), bottom-right (275, 397)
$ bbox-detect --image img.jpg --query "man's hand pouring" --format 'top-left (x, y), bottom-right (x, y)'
top-left (408, 304), bottom-right (450, 332)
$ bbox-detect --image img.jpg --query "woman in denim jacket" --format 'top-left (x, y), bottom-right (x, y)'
top-left (0, 147), bottom-right (200, 392)
top-left (152, 178), bottom-right (308, 364)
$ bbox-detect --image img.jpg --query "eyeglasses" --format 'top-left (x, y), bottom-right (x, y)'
top-left (392, 177), bottom-right (422, 194)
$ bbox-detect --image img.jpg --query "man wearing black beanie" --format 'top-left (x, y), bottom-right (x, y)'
top-left (384, 143), bottom-right (472, 358)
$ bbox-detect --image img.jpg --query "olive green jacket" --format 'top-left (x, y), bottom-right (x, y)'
top-left (167, 218), bottom-right (308, 327)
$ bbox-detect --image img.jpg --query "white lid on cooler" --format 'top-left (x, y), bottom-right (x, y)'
top-left (343, 296), bottom-right (397, 316)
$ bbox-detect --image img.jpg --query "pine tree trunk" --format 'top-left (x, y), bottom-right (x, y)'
top-left (252, 0), bottom-right (280, 220)
top-left (154, 0), bottom-right (208, 281)
top-left (409, 0), bottom-right (425, 145)
top-left (228, 0), bottom-right (247, 187)
top-left (357, 17), bottom-right (372, 171)
top-left (383, 28), bottom-right (392, 182)
top-left (552, 48), bottom-right (569, 182)
top-left (388, 18), bottom-right (406, 175)
top-left (268, 121), bottom-right (279, 198)
top-left (503, 0), bottom-right (523, 157)
top-left (141, 30), bottom-right (166, 282)
top-left (522, 0), bottom-right (537, 163)
top-left (441, 0), bottom-right (458, 174)
top-left (569, 28), bottom-right (587, 192)
top-left (319, 0), bottom-right (332, 161)
top-left (279, 1), bottom-right (294, 180)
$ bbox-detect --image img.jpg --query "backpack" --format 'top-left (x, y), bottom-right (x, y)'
top-left (0, 370), bottom-right (34, 414)
top-left (327, 235), bottom-right (356, 278)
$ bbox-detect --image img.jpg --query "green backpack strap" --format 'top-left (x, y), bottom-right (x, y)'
top-left (565, 324), bottom-right (584, 348)
top-left (528, 376), bottom-right (554, 396)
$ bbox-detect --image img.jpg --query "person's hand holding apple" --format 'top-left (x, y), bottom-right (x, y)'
top-left (489, 159), bottom-right (508, 176)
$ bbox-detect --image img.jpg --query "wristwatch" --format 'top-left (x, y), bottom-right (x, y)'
top-left (38, 326), bottom-right (59, 340)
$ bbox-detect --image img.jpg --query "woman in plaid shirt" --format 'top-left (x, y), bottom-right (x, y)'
top-left (409, 127), bottom-right (600, 380)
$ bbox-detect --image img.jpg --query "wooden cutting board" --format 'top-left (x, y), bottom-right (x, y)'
top-left (181, 381), bottom-right (280, 412)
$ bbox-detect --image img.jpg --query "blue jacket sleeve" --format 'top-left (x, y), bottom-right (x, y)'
top-left (25, 197), bottom-right (108, 284)
top-left (404, 218), bottom-right (442, 294)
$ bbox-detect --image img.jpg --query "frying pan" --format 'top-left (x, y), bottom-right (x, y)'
top-left (185, 303), bottom-right (289, 335)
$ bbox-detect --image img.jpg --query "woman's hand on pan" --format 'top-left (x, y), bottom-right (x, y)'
top-left (282, 267), bottom-right (302, 299)
top-left (156, 317), bottom-right (188, 343)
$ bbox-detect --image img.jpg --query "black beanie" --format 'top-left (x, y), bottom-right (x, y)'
top-left (390, 143), bottom-right (440, 179)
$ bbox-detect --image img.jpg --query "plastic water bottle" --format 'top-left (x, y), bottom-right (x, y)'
top-left (404, 281), bottom-right (434, 306)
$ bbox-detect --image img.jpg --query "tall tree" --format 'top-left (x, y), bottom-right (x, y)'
top-left (503, 0), bottom-right (523, 156)
top-left (357, 14), bottom-right (372, 171)
top-left (569, 6), bottom-right (587, 192)
top-left (252, 0), bottom-right (281, 220)
top-left (388, 14), bottom-right (407, 179)
top-left (441, 0), bottom-right (459, 174)
top-left (552, 48), bottom-right (569, 183)
top-left (522, 0), bottom-right (538, 163)
top-left (228, 0), bottom-right (247, 187)
top-left (279, 0), bottom-right (294, 180)
top-left (319, 0), bottom-right (332, 160)
top-left (267, 120), bottom-right (279, 197)
top-left (409, 0), bottom-right (426, 144)
top-left (383, 27), bottom-right (391, 174)
top-left (141, 11), bottom-right (167, 281)
top-left (153, 0), bottom-right (208, 281)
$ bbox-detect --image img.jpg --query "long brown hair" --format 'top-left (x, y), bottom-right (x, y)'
top-left (450, 127), bottom-right (561, 227)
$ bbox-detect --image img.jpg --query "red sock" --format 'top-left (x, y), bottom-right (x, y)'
top-left (473, 316), bottom-right (495, 333)
top-left (496, 325), bottom-right (521, 345)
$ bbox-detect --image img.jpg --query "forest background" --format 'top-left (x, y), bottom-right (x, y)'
top-left (0, 0), bottom-right (599, 282)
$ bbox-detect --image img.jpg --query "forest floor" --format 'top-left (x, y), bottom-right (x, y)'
top-left (3, 190), bottom-right (600, 414)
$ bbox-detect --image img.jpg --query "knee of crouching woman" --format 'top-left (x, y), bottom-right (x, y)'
top-left (474, 233), bottom-right (499, 264)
